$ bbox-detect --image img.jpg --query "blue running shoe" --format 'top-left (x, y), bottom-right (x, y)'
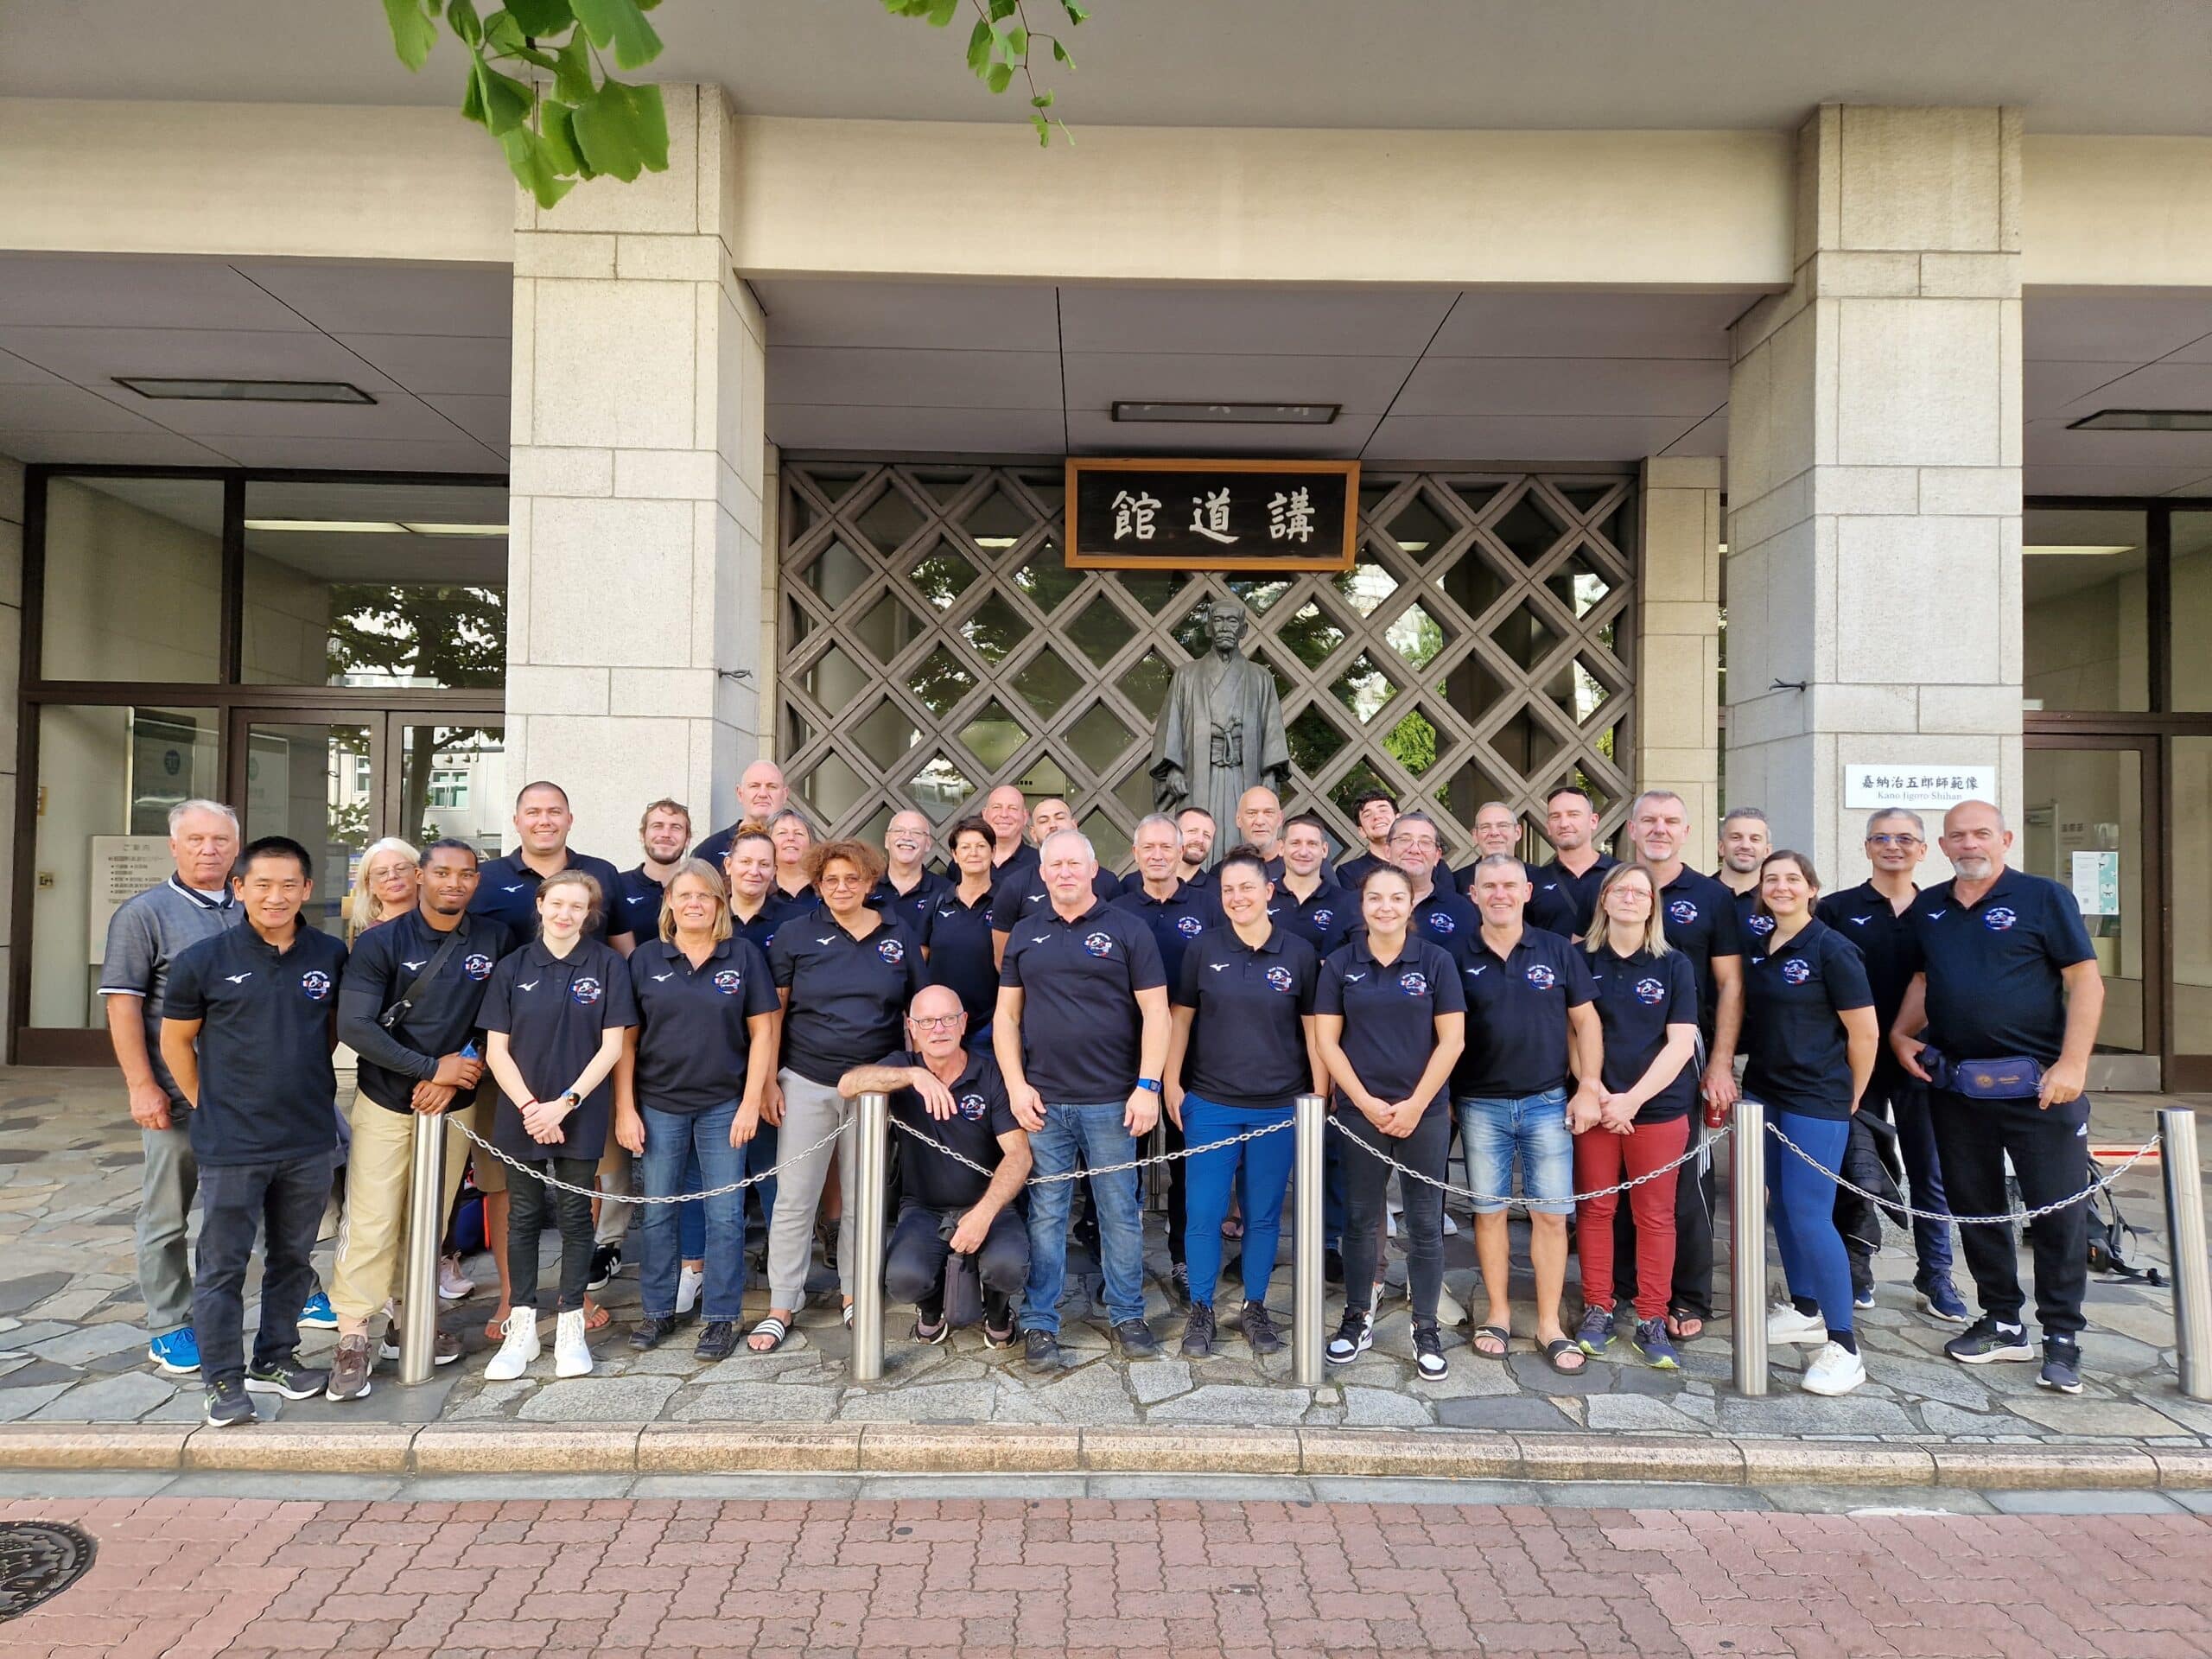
top-left (296, 1290), bottom-right (338, 1331)
top-left (1916, 1279), bottom-right (1971, 1325)
top-left (148, 1327), bottom-right (200, 1375)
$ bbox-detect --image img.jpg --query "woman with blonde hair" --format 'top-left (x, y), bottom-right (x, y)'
top-left (346, 837), bottom-right (420, 944)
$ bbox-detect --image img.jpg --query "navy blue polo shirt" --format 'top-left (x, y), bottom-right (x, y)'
top-left (478, 937), bottom-right (638, 1160)
top-left (1530, 853), bottom-right (1617, 938)
top-left (626, 936), bottom-right (779, 1114)
top-left (164, 924), bottom-right (349, 1167)
top-left (951, 840), bottom-right (1040, 887)
top-left (918, 885), bottom-right (999, 1028)
top-left (1731, 883), bottom-right (1776, 955)
top-left (880, 1046), bottom-right (1020, 1211)
top-left (1411, 885), bottom-right (1482, 951)
top-left (1341, 853), bottom-right (1459, 895)
top-left (999, 899), bottom-right (1166, 1103)
top-left (1587, 944), bottom-right (1700, 1122)
top-left (1900, 868), bottom-right (2095, 1067)
top-left (1314, 935), bottom-right (1466, 1108)
top-left (1449, 924), bottom-right (1594, 1098)
top-left (467, 848), bottom-right (634, 947)
top-left (690, 818), bottom-right (752, 875)
top-left (988, 865), bottom-right (1122, 934)
top-left (729, 893), bottom-right (800, 955)
top-left (1654, 867), bottom-right (1743, 1042)
top-left (1269, 879), bottom-right (1353, 956)
top-left (334, 909), bottom-right (511, 1115)
top-left (769, 907), bottom-right (927, 1087)
top-left (1110, 879), bottom-right (1221, 989)
top-left (613, 865), bottom-right (671, 946)
top-left (871, 868), bottom-right (950, 931)
top-left (1173, 924), bottom-right (1320, 1112)
top-left (1742, 918), bottom-right (1873, 1119)
top-left (1817, 880), bottom-right (1921, 1038)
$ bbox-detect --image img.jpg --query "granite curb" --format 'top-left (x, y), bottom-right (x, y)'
top-left (1, 1421), bottom-right (2205, 1490)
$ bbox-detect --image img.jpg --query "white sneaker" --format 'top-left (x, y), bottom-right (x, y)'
top-left (438, 1255), bottom-right (474, 1301)
top-left (1802, 1341), bottom-right (1867, 1396)
top-left (675, 1264), bottom-right (705, 1316)
top-left (1440, 1212), bottom-right (1459, 1236)
top-left (1430, 1282), bottom-right (1466, 1328)
top-left (554, 1308), bottom-right (593, 1378)
top-left (484, 1309), bottom-right (540, 1381)
top-left (1766, 1305), bottom-right (1828, 1345)
top-left (1385, 1209), bottom-right (1398, 1240)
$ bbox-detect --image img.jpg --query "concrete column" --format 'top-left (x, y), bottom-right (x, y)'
top-left (1726, 105), bottom-right (2022, 884)
top-left (1636, 455), bottom-right (1723, 839)
top-left (0, 457), bottom-right (20, 1027)
top-left (506, 85), bottom-right (766, 855)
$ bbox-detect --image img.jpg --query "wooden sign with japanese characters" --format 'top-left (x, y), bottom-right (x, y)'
top-left (1064, 458), bottom-right (1359, 571)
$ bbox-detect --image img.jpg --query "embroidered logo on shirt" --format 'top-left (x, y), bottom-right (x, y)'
top-left (1265, 965), bottom-right (1295, 994)
top-left (1344, 971), bottom-right (1367, 983)
top-left (1635, 976), bottom-right (1666, 1006)
top-left (502, 883), bottom-right (525, 893)
top-left (1927, 910), bottom-right (1948, 921)
top-left (1781, 958), bottom-right (1812, 985)
top-left (518, 980), bottom-right (539, 992)
top-left (300, 970), bottom-right (333, 1002)
top-left (1083, 932), bottom-right (1116, 957)
top-left (1525, 963), bottom-right (1557, 989)
top-left (957, 1092), bottom-right (988, 1122)
top-left (464, 953), bottom-right (493, 980)
top-left (571, 976), bottom-right (604, 1006)
top-left (1668, 899), bottom-right (1699, 925)
top-left (1176, 914), bottom-right (1204, 937)
top-left (877, 938), bottom-right (906, 965)
top-left (652, 972), bottom-right (675, 982)
top-left (1746, 913), bottom-right (1775, 936)
top-left (223, 972), bottom-right (253, 985)
top-left (1312, 908), bottom-right (1334, 930)
top-left (1398, 970), bottom-right (1429, 997)
top-left (713, 969), bottom-right (743, 995)
top-left (1847, 915), bottom-right (1872, 926)
top-left (1422, 911), bottom-right (1456, 936)
top-left (1209, 962), bottom-right (1229, 973)
top-left (402, 959), bottom-right (428, 972)
top-left (1984, 906), bottom-right (2018, 932)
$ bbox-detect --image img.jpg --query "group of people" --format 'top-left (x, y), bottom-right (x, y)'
top-left (101, 755), bottom-right (2106, 1425)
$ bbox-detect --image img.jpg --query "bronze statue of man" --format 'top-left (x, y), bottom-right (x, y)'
top-left (1151, 597), bottom-right (1291, 843)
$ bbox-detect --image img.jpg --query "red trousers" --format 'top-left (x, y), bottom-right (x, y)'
top-left (1573, 1115), bottom-right (1691, 1320)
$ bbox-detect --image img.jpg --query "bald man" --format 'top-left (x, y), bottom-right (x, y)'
top-left (694, 761), bottom-right (791, 871)
top-left (1235, 786), bottom-right (1284, 864)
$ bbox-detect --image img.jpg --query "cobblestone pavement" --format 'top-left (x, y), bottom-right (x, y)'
top-left (0, 1068), bottom-right (2206, 1451)
top-left (0, 1489), bottom-right (2208, 1657)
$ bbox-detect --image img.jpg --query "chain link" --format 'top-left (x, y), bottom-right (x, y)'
top-left (891, 1111), bottom-right (1293, 1184)
top-left (1764, 1118), bottom-right (2164, 1227)
top-left (448, 1116), bottom-right (849, 1204)
top-left (1325, 1111), bottom-right (1733, 1206)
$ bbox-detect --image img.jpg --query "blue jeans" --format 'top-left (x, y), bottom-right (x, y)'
top-left (1767, 1107), bottom-right (1854, 1337)
top-left (1183, 1096), bottom-right (1296, 1307)
top-left (639, 1101), bottom-right (748, 1322)
top-left (1457, 1088), bottom-right (1574, 1216)
top-left (1021, 1102), bottom-right (1146, 1332)
top-left (679, 1145), bottom-right (704, 1261)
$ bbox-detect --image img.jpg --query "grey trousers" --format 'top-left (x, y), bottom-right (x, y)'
top-left (137, 1118), bottom-right (198, 1335)
top-left (765, 1068), bottom-right (856, 1312)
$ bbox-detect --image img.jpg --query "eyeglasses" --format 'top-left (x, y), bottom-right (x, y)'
top-left (1867, 834), bottom-right (1923, 849)
top-left (817, 873), bottom-right (868, 887)
top-left (907, 1014), bottom-right (965, 1031)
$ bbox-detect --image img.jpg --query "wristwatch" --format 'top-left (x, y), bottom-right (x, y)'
top-left (1135, 1077), bottom-right (1162, 1094)
top-left (558, 1090), bottom-right (582, 1112)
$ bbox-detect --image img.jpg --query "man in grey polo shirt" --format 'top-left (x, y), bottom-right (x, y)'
top-left (99, 799), bottom-right (243, 1375)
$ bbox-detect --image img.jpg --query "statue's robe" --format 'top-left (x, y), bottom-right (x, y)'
top-left (1150, 650), bottom-right (1290, 847)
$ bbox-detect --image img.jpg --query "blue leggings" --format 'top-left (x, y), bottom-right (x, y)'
top-left (1182, 1096), bottom-right (1296, 1308)
top-left (1766, 1107), bottom-right (1854, 1338)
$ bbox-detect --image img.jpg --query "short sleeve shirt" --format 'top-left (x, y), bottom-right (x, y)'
top-left (1269, 880), bottom-right (1353, 957)
top-left (1109, 879), bottom-right (1221, 991)
top-left (989, 865), bottom-right (1122, 934)
top-left (1741, 918), bottom-right (1874, 1120)
top-left (98, 877), bottom-right (244, 1105)
top-left (1816, 880), bottom-right (1920, 1039)
top-left (612, 866), bottom-right (671, 946)
top-left (1656, 868), bottom-right (1744, 1043)
top-left (730, 894), bottom-right (800, 956)
top-left (1313, 935), bottom-right (1466, 1109)
top-left (335, 910), bottom-right (511, 1114)
top-left (164, 924), bottom-right (349, 1166)
top-left (467, 848), bottom-right (635, 948)
top-left (999, 899), bottom-right (1166, 1103)
top-left (1732, 884), bottom-right (1777, 956)
top-left (871, 869), bottom-right (950, 931)
top-left (880, 1046), bottom-right (1020, 1211)
top-left (769, 907), bottom-right (927, 1087)
top-left (477, 936), bottom-right (639, 1159)
top-left (1448, 925), bottom-right (1594, 1099)
top-left (626, 936), bottom-right (779, 1114)
top-left (1587, 944), bottom-right (1700, 1123)
top-left (918, 886), bottom-right (999, 1028)
top-left (1529, 854), bottom-right (1618, 939)
top-left (1901, 868), bottom-right (2096, 1067)
top-left (1410, 886), bottom-right (1483, 951)
top-left (1173, 924), bottom-right (1320, 1113)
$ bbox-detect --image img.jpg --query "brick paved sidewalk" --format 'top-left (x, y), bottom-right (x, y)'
top-left (1, 1492), bottom-right (2209, 1657)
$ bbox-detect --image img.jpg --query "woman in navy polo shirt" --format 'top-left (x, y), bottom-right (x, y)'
top-left (615, 859), bottom-right (779, 1362)
top-left (479, 869), bottom-right (638, 1382)
top-left (1165, 848), bottom-right (1323, 1358)
top-left (725, 823), bottom-right (797, 952)
top-left (1313, 863), bottom-right (1466, 1378)
top-left (921, 816), bottom-right (1000, 1032)
top-left (1573, 863), bottom-right (1700, 1369)
top-left (1743, 849), bottom-right (1879, 1397)
top-left (768, 808), bottom-right (817, 906)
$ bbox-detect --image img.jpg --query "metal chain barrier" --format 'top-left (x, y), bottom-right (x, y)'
top-left (1325, 1110), bottom-right (1732, 1207)
top-left (1764, 1117), bottom-right (2164, 1226)
top-left (448, 1115), bottom-right (849, 1204)
top-left (889, 1111), bottom-right (1292, 1183)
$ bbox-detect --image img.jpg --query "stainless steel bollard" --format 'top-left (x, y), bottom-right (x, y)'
top-left (850, 1091), bottom-right (888, 1382)
top-left (398, 1110), bottom-right (447, 1385)
top-left (2161, 1108), bottom-right (2211, 1402)
top-left (1293, 1093), bottom-right (1325, 1386)
top-left (1729, 1099), bottom-right (1770, 1397)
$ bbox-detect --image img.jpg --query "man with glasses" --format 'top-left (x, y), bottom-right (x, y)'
top-left (1821, 810), bottom-right (1968, 1322)
top-left (1386, 812), bottom-right (1481, 949)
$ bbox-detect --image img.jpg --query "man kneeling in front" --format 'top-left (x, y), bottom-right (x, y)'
top-left (840, 985), bottom-right (1032, 1347)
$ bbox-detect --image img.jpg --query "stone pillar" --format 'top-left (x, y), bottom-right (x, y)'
top-left (1726, 105), bottom-right (2021, 885)
top-left (506, 85), bottom-right (766, 855)
top-left (1636, 455), bottom-right (1723, 841)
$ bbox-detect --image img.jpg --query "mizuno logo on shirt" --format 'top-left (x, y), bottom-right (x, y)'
top-left (1028, 934), bottom-right (1049, 944)
top-left (652, 972), bottom-right (674, 982)
top-left (1847, 916), bottom-right (1870, 926)
top-left (1928, 911), bottom-right (1948, 920)
top-left (518, 981), bottom-right (539, 992)
top-left (816, 936), bottom-right (836, 945)
top-left (224, 972), bottom-right (252, 984)
top-left (1209, 962), bottom-right (1229, 972)
top-left (1344, 971), bottom-right (1366, 982)
top-left (1465, 965), bottom-right (1487, 976)
top-left (502, 884), bottom-right (525, 893)
top-left (402, 960), bottom-right (428, 971)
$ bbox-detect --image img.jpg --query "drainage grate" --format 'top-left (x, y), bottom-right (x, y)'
top-left (0, 1522), bottom-right (96, 1620)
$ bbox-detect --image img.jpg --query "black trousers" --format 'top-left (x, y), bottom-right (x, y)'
top-left (192, 1152), bottom-right (331, 1389)
top-left (1614, 1117), bottom-right (1717, 1319)
top-left (1928, 1088), bottom-right (2090, 1338)
top-left (1338, 1101), bottom-right (1449, 1325)
top-left (884, 1202), bottom-right (1028, 1320)
top-left (507, 1154), bottom-right (600, 1314)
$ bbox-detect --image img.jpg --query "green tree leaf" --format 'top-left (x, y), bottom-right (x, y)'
top-left (985, 61), bottom-right (1013, 92)
top-left (552, 30), bottom-right (594, 102)
top-left (965, 18), bottom-right (992, 73)
top-left (466, 55), bottom-right (535, 134)
top-left (1031, 111), bottom-right (1049, 145)
top-left (382, 0), bottom-right (440, 68)
top-left (500, 125), bottom-right (578, 207)
top-left (569, 0), bottom-right (663, 69)
top-left (483, 12), bottom-right (558, 67)
top-left (540, 99), bottom-right (594, 177)
top-left (925, 0), bottom-right (960, 23)
top-left (504, 0), bottom-right (575, 33)
top-left (1002, 23), bottom-right (1027, 56)
top-left (1051, 36), bottom-right (1070, 63)
top-left (448, 0), bottom-right (484, 45)
top-left (571, 77), bottom-right (669, 180)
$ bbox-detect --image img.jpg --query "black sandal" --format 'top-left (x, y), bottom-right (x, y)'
top-left (1541, 1337), bottom-right (1588, 1375)
top-left (1471, 1324), bottom-right (1510, 1358)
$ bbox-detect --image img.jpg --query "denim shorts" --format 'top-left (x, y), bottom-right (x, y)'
top-left (1456, 1088), bottom-right (1574, 1216)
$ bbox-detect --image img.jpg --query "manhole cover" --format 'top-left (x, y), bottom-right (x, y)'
top-left (0, 1522), bottom-right (96, 1620)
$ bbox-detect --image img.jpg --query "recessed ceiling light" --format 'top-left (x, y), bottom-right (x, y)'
top-left (1112, 401), bottom-right (1339, 425)
top-left (117, 376), bottom-right (376, 404)
top-left (2023, 544), bottom-right (2137, 557)
top-left (2067, 408), bottom-right (2212, 431)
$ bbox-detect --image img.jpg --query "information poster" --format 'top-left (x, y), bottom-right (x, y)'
top-left (88, 836), bottom-right (173, 963)
top-left (2071, 849), bottom-right (2120, 916)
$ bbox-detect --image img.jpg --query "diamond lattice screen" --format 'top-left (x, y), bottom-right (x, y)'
top-left (778, 461), bottom-right (1637, 861)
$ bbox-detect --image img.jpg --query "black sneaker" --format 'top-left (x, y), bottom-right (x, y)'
top-left (1944, 1317), bottom-right (2034, 1364)
top-left (695, 1320), bottom-right (740, 1361)
top-left (1325, 1307), bottom-right (1373, 1366)
top-left (1323, 1249), bottom-right (1344, 1286)
top-left (1115, 1319), bottom-right (1161, 1359)
top-left (245, 1356), bottom-right (329, 1401)
top-left (1022, 1329), bottom-right (1063, 1373)
top-left (912, 1312), bottom-right (950, 1345)
top-left (1413, 1320), bottom-right (1447, 1381)
top-left (2037, 1337), bottom-right (2083, 1394)
top-left (1166, 1262), bottom-right (1192, 1308)
top-left (630, 1314), bottom-right (682, 1351)
top-left (1240, 1300), bottom-right (1284, 1357)
top-left (1179, 1303), bottom-right (1215, 1358)
top-left (588, 1244), bottom-right (622, 1292)
top-left (204, 1376), bottom-right (255, 1427)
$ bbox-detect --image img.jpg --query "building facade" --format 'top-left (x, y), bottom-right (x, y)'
top-left (0, 5), bottom-right (2208, 1084)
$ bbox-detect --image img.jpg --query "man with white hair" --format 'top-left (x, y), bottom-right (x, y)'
top-left (692, 760), bottom-right (791, 872)
top-left (100, 798), bottom-right (245, 1376)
